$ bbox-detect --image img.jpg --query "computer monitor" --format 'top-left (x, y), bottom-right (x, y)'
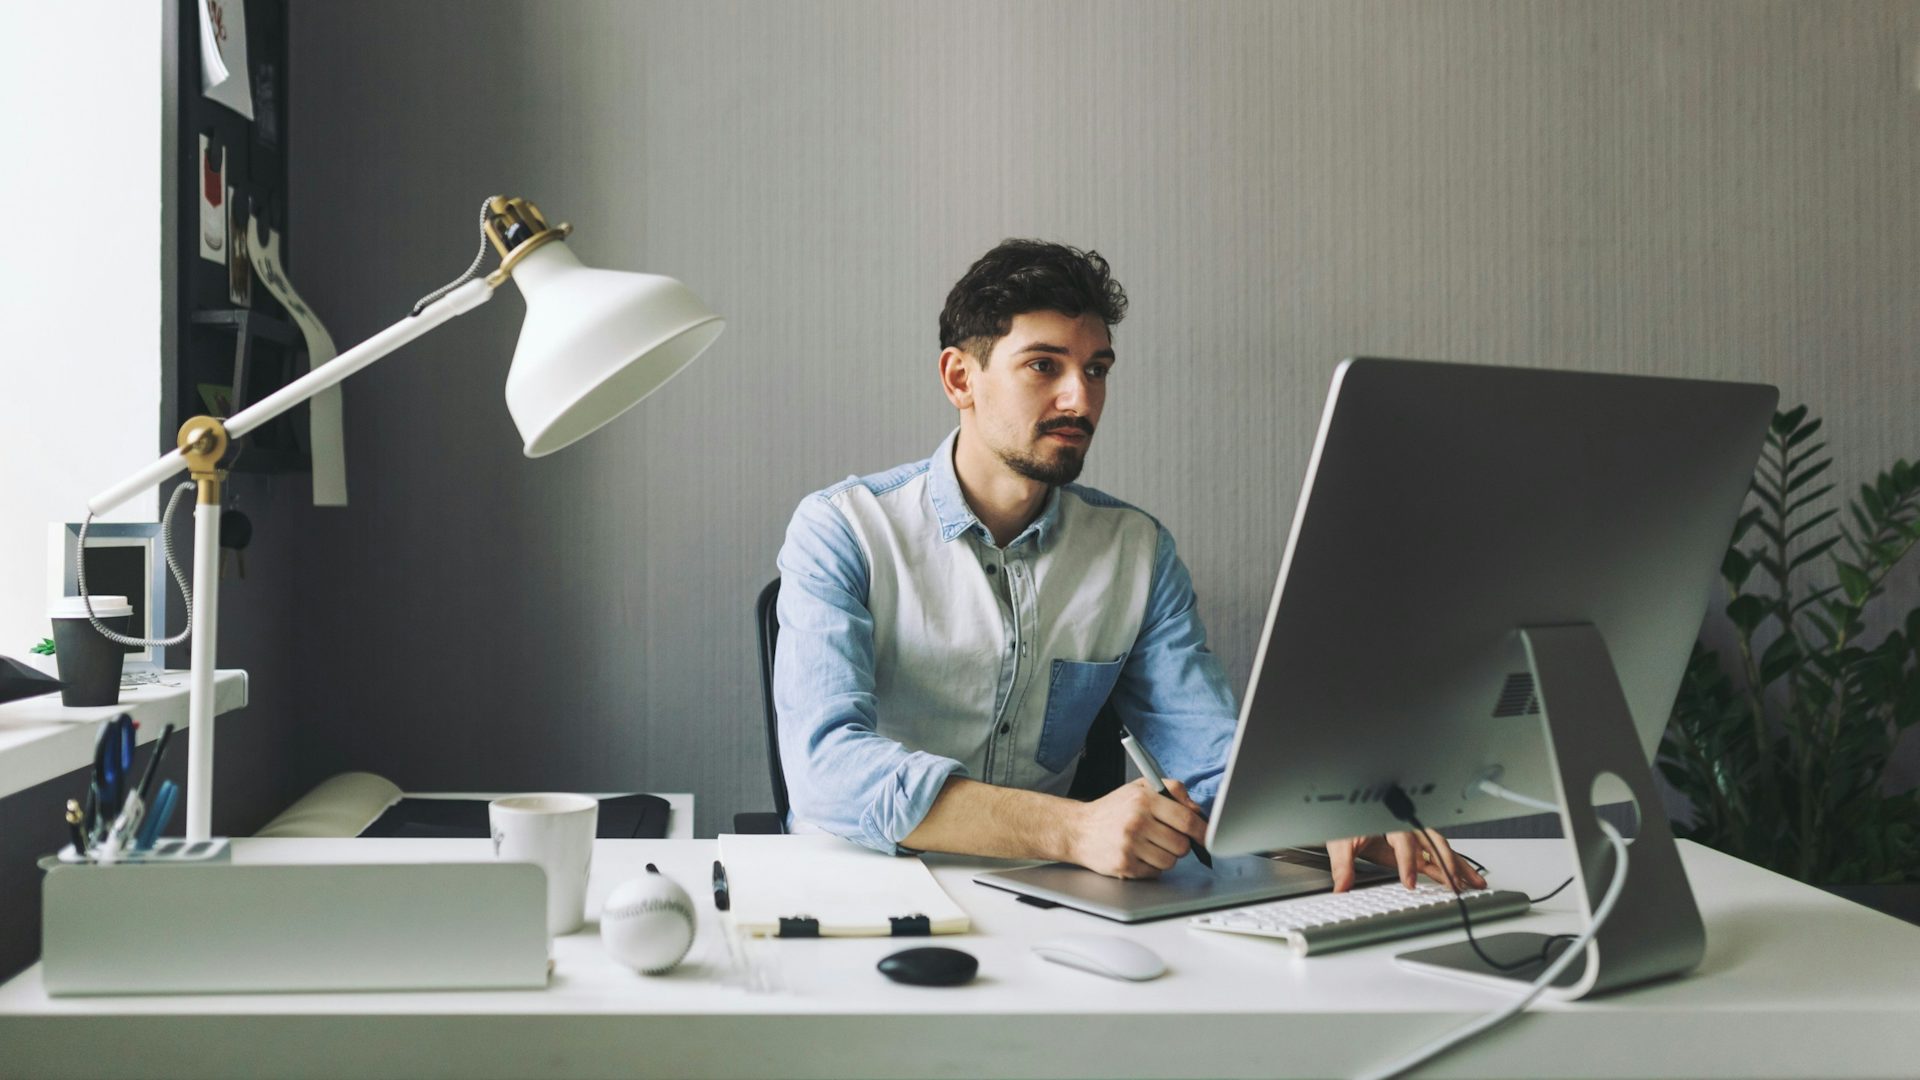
top-left (1206, 357), bottom-right (1776, 997)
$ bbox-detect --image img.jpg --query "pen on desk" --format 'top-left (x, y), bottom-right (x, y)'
top-left (712, 860), bottom-right (730, 910)
top-left (136, 780), bottom-right (179, 851)
top-left (1119, 726), bottom-right (1214, 869)
top-left (65, 799), bottom-right (87, 858)
top-left (135, 723), bottom-right (176, 805)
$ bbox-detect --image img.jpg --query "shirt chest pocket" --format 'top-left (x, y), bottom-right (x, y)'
top-left (1037, 655), bottom-right (1128, 774)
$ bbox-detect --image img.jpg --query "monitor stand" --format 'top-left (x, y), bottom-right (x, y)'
top-left (1396, 624), bottom-right (1707, 1000)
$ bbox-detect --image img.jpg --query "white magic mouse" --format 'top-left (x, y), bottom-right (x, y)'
top-left (1032, 934), bottom-right (1167, 981)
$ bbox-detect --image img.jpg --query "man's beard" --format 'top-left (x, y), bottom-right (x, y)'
top-left (997, 418), bottom-right (1093, 486)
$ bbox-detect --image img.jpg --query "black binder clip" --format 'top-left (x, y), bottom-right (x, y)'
top-left (888, 914), bottom-right (931, 936)
top-left (777, 916), bottom-right (820, 938)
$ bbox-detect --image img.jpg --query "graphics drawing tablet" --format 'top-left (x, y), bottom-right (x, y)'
top-left (972, 847), bottom-right (1396, 923)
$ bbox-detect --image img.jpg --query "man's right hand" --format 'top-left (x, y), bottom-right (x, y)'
top-left (1067, 777), bottom-right (1210, 878)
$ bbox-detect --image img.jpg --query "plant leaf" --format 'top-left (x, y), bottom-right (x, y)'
top-left (1759, 633), bottom-right (1802, 684)
top-left (1862, 483), bottom-right (1886, 519)
top-left (1786, 459), bottom-right (1833, 494)
top-left (1781, 488), bottom-right (1827, 522)
top-left (1787, 506), bottom-right (1838, 541)
top-left (1726, 594), bottom-right (1771, 633)
top-left (1835, 561), bottom-right (1872, 604)
top-left (1787, 443), bottom-right (1828, 475)
top-left (1789, 536), bottom-right (1841, 571)
top-left (1785, 418), bottom-right (1824, 448)
top-left (1722, 548), bottom-right (1753, 589)
top-left (1773, 406), bottom-right (1808, 436)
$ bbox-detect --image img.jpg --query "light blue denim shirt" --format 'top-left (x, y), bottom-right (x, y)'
top-left (774, 428), bottom-right (1239, 854)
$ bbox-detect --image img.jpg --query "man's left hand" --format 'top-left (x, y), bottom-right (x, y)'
top-left (1325, 830), bottom-right (1486, 892)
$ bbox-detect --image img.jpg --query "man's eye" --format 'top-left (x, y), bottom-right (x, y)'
top-left (1029, 359), bottom-right (1055, 374)
top-left (1087, 364), bottom-right (1109, 380)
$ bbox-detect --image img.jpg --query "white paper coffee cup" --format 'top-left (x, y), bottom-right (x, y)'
top-left (49, 595), bottom-right (133, 620)
top-left (488, 793), bottom-right (598, 936)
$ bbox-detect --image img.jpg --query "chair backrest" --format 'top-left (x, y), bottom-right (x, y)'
top-left (754, 578), bottom-right (1126, 824)
top-left (755, 578), bottom-right (790, 821)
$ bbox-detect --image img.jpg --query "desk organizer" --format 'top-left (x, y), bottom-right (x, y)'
top-left (41, 859), bottom-right (549, 996)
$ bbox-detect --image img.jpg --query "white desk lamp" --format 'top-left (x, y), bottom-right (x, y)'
top-left (78, 196), bottom-right (724, 841)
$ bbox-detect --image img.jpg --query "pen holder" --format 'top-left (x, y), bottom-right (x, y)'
top-left (44, 837), bottom-right (232, 867)
top-left (39, 858), bottom-right (550, 996)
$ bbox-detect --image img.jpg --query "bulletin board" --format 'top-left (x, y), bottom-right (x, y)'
top-left (163, 0), bottom-right (306, 476)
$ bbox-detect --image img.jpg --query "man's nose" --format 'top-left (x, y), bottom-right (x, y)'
top-left (1057, 373), bottom-right (1094, 412)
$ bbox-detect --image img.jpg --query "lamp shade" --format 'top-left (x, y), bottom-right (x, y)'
top-left (503, 240), bottom-right (725, 457)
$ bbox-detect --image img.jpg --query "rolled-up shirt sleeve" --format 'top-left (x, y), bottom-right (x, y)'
top-left (1108, 524), bottom-right (1239, 811)
top-left (775, 492), bottom-right (967, 853)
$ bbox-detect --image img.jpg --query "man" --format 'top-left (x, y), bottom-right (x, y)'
top-left (774, 239), bottom-right (1481, 891)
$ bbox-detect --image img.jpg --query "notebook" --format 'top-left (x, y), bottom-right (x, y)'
top-left (717, 833), bottom-right (970, 937)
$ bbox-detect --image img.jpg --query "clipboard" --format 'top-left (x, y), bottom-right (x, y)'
top-left (717, 833), bottom-right (970, 937)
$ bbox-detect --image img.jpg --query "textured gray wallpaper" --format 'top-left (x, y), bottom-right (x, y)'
top-left (272, 1), bottom-right (1920, 838)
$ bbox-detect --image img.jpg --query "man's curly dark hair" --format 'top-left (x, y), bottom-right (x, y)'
top-left (938, 239), bottom-right (1128, 365)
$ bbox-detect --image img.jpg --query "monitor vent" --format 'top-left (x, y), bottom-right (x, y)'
top-left (1493, 672), bottom-right (1540, 717)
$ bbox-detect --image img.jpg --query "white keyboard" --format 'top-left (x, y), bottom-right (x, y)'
top-left (1189, 882), bottom-right (1530, 956)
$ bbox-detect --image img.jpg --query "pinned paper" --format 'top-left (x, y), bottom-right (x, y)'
top-left (198, 136), bottom-right (225, 264)
top-left (198, 0), bottom-right (254, 120)
top-left (248, 220), bottom-right (347, 506)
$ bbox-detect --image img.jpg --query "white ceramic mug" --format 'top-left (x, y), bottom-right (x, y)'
top-left (488, 793), bottom-right (598, 936)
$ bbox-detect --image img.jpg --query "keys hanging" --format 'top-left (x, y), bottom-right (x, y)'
top-left (218, 507), bottom-right (252, 579)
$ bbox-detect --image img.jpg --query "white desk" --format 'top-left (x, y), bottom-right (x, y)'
top-left (0, 670), bottom-right (248, 800)
top-left (1, 838), bottom-right (1915, 1079)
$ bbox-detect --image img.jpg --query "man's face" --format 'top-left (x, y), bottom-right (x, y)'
top-left (965, 310), bottom-right (1113, 486)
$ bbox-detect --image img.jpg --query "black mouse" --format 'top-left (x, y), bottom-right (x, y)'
top-left (877, 946), bottom-right (977, 987)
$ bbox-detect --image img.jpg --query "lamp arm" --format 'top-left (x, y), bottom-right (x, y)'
top-left (78, 276), bottom-right (494, 843)
top-left (87, 278), bottom-right (496, 517)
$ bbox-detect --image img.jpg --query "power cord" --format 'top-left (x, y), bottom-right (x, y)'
top-left (1381, 787), bottom-right (1574, 975)
top-left (1445, 849), bottom-right (1571, 905)
top-left (1354, 781), bottom-right (1630, 1080)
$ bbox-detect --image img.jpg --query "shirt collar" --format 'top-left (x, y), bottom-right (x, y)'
top-left (927, 427), bottom-right (1065, 549)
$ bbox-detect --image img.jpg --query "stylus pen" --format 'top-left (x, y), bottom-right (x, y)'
top-left (1118, 726), bottom-right (1213, 868)
top-left (134, 723), bottom-right (177, 806)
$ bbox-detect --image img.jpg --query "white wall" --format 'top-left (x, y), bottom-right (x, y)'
top-left (0, 7), bottom-right (163, 656)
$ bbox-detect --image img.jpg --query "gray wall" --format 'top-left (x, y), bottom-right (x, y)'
top-left (271, 1), bottom-right (1920, 839)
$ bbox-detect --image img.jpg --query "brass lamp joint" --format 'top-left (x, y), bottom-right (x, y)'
top-left (177, 416), bottom-right (230, 505)
top-left (483, 196), bottom-right (572, 286)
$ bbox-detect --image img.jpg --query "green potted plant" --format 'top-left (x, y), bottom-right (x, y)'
top-left (1661, 407), bottom-right (1920, 920)
top-left (22, 637), bottom-right (57, 678)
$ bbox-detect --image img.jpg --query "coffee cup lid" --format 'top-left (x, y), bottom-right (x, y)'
top-left (49, 595), bottom-right (133, 620)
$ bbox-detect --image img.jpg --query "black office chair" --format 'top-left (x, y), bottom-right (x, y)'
top-left (732, 578), bottom-right (1126, 833)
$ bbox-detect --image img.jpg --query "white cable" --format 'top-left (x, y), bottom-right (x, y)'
top-left (1474, 777), bottom-right (1558, 815)
top-left (1353, 785), bottom-right (1631, 1080)
top-left (76, 481), bottom-right (197, 648)
top-left (410, 196), bottom-right (500, 316)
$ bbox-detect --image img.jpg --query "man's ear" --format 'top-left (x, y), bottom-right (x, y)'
top-left (938, 347), bottom-right (976, 410)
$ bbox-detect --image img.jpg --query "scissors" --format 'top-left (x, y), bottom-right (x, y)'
top-left (93, 714), bottom-right (135, 825)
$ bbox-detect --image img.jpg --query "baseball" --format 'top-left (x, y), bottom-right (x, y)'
top-left (600, 870), bottom-right (697, 975)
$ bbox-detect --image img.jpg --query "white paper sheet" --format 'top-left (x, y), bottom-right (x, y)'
top-left (198, 0), bottom-right (254, 120)
top-left (717, 833), bottom-right (970, 937)
top-left (247, 219), bottom-right (347, 506)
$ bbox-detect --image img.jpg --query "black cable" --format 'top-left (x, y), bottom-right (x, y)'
top-left (1383, 786), bottom-right (1573, 975)
top-left (1453, 837), bottom-right (1573, 904)
top-left (1529, 876), bottom-right (1575, 905)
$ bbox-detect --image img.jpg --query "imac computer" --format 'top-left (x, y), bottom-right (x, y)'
top-left (1205, 357), bottom-right (1776, 1000)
